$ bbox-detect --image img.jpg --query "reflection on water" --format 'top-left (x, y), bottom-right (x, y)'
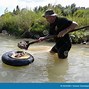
top-left (0, 35), bottom-right (89, 82)
top-left (47, 58), bottom-right (69, 82)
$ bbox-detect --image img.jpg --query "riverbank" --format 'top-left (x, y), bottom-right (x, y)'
top-left (0, 30), bottom-right (89, 45)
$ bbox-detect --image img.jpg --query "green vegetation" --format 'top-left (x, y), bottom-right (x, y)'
top-left (0, 4), bottom-right (89, 43)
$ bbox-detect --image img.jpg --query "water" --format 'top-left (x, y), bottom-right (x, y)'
top-left (0, 34), bottom-right (89, 83)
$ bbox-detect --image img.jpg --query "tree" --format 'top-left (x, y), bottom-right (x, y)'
top-left (71, 3), bottom-right (77, 15)
top-left (13, 5), bottom-right (20, 15)
top-left (4, 8), bottom-right (8, 14)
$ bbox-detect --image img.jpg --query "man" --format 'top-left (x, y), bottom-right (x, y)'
top-left (39, 9), bottom-right (78, 59)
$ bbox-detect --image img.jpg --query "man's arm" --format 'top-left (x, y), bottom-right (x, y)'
top-left (57, 21), bottom-right (78, 37)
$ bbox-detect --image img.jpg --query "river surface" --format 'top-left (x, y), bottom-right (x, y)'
top-left (0, 34), bottom-right (89, 83)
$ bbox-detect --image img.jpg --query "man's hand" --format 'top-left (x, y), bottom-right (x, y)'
top-left (38, 37), bottom-right (45, 41)
top-left (57, 29), bottom-right (68, 37)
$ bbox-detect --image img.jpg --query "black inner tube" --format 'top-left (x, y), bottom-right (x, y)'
top-left (1, 51), bottom-right (34, 66)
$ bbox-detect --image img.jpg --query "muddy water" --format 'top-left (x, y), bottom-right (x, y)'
top-left (0, 34), bottom-right (89, 83)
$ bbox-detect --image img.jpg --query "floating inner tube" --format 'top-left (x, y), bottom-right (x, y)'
top-left (1, 51), bottom-right (34, 66)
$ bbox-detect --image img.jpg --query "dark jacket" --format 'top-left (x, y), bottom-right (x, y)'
top-left (49, 16), bottom-right (72, 44)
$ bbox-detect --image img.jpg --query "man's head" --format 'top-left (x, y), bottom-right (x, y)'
top-left (42, 9), bottom-right (57, 23)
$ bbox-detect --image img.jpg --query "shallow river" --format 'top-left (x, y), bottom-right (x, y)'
top-left (0, 34), bottom-right (89, 83)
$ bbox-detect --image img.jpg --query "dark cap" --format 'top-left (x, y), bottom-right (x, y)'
top-left (42, 9), bottom-right (57, 17)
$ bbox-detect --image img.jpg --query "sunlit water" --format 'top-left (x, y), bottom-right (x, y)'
top-left (0, 34), bottom-right (89, 83)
